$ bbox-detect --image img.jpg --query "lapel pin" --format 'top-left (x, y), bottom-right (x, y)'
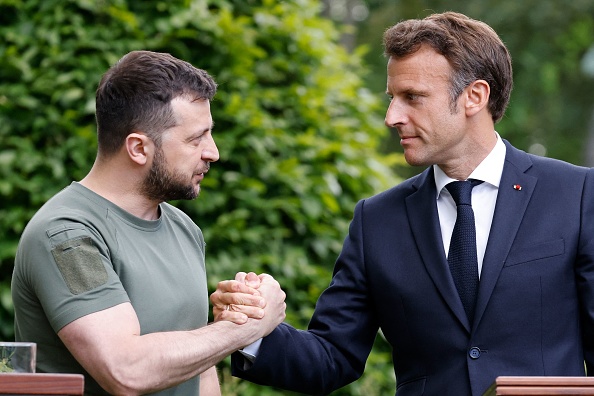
top-left (513, 184), bottom-right (522, 191)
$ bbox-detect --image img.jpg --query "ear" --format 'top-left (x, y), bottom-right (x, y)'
top-left (464, 80), bottom-right (490, 117)
top-left (125, 133), bottom-right (152, 166)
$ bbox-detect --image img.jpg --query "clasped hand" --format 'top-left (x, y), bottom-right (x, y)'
top-left (210, 272), bottom-right (286, 336)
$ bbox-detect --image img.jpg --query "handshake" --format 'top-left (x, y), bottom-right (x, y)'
top-left (210, 272), bottom-right (287, 342)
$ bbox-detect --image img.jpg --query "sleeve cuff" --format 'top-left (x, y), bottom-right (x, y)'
top-left (239, 337), bottom-right (262, 362)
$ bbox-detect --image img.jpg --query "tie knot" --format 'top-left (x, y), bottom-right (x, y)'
top-left (446, 180), bottom-right (482, 206)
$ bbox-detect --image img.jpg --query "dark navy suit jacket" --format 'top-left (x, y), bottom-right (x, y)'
top-left (232, 141), bottom-right (594, 395)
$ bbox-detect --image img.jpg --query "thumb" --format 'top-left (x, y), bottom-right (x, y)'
top-left (245, 272), bottom-right (261, 289)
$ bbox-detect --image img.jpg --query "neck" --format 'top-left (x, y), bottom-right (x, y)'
top-left (80, 158), bottom-right (161, 221)
top-left (439, 123), bottom-right (498, 180)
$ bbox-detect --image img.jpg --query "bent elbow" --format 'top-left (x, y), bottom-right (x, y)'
top-left (96, 365), bottom-right (151, 396)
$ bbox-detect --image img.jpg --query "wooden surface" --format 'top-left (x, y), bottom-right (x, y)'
top-left (0, 373), bottom-right (84, 395)
top-left (484, 376), bottom-right (594, 395)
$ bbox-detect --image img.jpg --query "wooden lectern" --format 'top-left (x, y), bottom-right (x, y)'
top-left (0, 373), bottom-right (84, 396)
top-left (484, 376), bottom-right (594, 395)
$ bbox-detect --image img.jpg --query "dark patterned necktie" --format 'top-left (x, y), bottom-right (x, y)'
top-left (446, 179), bottom-right (483, 323)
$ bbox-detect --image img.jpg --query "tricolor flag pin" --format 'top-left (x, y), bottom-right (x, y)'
top-left (513, 184), bottom-right (522, 191)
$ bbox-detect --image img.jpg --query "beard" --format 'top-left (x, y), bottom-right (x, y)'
top-left (140, 146), bottom-right (200, 202)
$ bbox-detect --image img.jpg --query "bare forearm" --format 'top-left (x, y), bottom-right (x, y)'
top-left (61, 276), bottom-right (285, 395)
top-left (199, 366), bottom-right (221, 396)
top-left (66, 320), bottom-right (263, 395)
top-left (129, 321), bottom-right (260, 390)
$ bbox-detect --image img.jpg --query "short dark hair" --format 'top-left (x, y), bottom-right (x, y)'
top-left (95, 50), bottom-right (217, 157)
top-left (383, 12), bottom-right (512, 123)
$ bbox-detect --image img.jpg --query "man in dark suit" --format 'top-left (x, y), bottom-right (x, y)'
top-left (210, 11), bottom-right (594, 395)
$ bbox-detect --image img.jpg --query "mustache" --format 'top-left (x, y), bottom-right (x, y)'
top-left (198, 162), bottom-right (211, 174)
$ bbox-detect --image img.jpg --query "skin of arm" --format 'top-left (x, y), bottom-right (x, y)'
top-left (58, 275), bottom-right (285, 395)
top-left (199, 366), bottom-right (221, 396)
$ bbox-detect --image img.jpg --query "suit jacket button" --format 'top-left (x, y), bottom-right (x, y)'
top-left (469, 347), bottom-right (481, 359)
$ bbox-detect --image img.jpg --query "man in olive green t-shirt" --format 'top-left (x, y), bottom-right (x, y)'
top-left (11, 50), bottom-right (286, 396)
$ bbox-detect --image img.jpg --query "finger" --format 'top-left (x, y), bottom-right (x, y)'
top-left (210, 290), bottom-right (265, 309)
top-left (228, 304), bottom-right (265, 319)
top-left (214, 310), bottom-right (248, 325)
top-left (258, 273), bottom-right (278, 284)
top-left (234, 272), bottom-right (247, 282)
top-left (244, 272), bottom-right (261, 289)
top-left (216, 280), bottom-right (259, 295)
top-left (258, 273), bottom-right (270, 281)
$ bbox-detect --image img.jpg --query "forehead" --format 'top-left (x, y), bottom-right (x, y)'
top-left (386, 45), bottom-right (452, 91)
top-left (160, 96), bottom-right (213, 143)
top-left (170, 96), bottom-right (212, 124)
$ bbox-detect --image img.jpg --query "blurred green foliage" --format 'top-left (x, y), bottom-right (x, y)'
top-left (0, 0), bottom-right (399, 394)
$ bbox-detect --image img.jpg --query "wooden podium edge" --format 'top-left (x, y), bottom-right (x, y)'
top-left (0, 373), bottom-right (84, 395)
top-left (484, 376), bottom-right (594, 396)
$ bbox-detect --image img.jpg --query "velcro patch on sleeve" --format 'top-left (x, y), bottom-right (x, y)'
top-left (51, 236), bottom-right (108, 295)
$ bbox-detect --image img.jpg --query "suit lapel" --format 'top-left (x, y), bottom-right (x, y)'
top-left (474, 141), bottom-right (536, 328)
top-left (406, 168), bottom-right (471, 331)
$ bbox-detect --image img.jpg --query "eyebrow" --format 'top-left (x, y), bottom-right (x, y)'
top-left (199, 121), bottom-right (215, 135)
top-left (387, 87), bottom-right (427, 96)
top-left (184, 123), bottom-right (214, 143)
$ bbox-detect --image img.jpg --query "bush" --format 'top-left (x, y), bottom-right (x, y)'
top-left (0, 0), bottom-right (400, 394)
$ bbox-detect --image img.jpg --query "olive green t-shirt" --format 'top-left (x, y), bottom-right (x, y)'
top-left (12, 182), bottom-right (209, 395)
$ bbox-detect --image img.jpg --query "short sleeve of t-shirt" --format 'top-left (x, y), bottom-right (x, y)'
top-left (18, 218), bottom-right (130, 332)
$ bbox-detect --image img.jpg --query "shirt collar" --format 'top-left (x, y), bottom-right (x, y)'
top-left (434, 132), bottom-right (506, 199)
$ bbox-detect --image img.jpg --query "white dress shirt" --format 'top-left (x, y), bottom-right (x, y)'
top-left (434, 134), bottom-right (506, 278)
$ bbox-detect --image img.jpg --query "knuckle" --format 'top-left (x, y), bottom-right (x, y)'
top-left (230, 281), bottom-right (243, 292)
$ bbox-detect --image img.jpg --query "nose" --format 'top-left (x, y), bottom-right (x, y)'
top-left (384, 99), bottom-right (407, 128)
top-left (202, 135), bottom-right (219, 163)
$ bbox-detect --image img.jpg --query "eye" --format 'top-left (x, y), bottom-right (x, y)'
top-left (406, 93), bottom-right (419, 101)
top-left (188, 130), bottom-right (209, 146)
